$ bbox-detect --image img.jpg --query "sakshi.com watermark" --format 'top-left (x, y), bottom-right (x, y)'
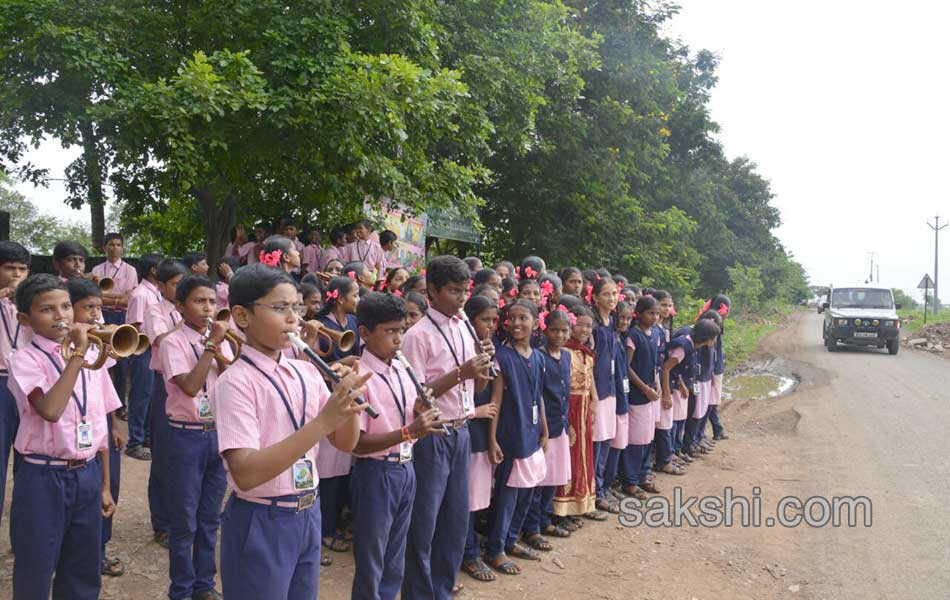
top-left (618, 487), bottom-right (872, 528)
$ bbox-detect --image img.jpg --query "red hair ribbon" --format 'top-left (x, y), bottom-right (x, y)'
top-left (259, 249), bottom-right (283, 267)
top-left (325, 289), bottom-right (340, 301)
top-left (524, 266), bottom-right (538, 279)
top-left (514, 266), bottom-right (521, 280)
top-left (538, 310), bottom-right (549, 331)
top-left (540, 280), bottom-right (554, 297)
top-left (379, 280), bottom-right (388, 290)
top-left (469, 279), bottom-right (475, 290)
top-left (347, 271), bottom-right (357, 280)
top-left (584, 284), bottom-right (593, 305)
top-left (508, 287), bottom-right (517, 298)
top-left (617, 281), bottom-right (624, 292)
top-left (393, 289), bottom-right (403, 297)
top-left (696, 299), bottom-right (713, 321)
top-left (718, 304), bottom-right (729, 317)
top-left (568, 312), bottom-right (577, 326)
top-left (497, 298), bottom-right (505, 309)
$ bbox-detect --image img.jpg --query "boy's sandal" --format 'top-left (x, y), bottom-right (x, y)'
top-left (125, 446), bottom-right (151, 460)
top-left (595, 498), bottom-right (620, 514)
top-left (523, 533), bottom-right (553, 552)
top-left (658, 463), bottom-right (686, 476)
top-left (541, 523), bottom-right (571, 538)
top-left (621, 485), bottom-right (648, 500)
top-left (462, 558), bottom-right (497, 582)
top-left (645, 471), bottom-right (656, 482)
top-left (507, 541), bottom-right (542, 561)
top-left (487, 553), bottom-right (521, 575)
top-left (101, 557), bottom-right (125, 577)
top-left (640, 481), bottom-right (661, 494)
top-left (553, 516), bottom-right (580, 532)
top-left (582, 510), bottom-right (608, 521)
top-left (321, 554), bottom-right (333, 566)
top-left (714, 433), bottom-right (729, 440)
top-left (565, 515), bottom-right (584, 528)
top-left (322, 533), bottom-right (351, 553)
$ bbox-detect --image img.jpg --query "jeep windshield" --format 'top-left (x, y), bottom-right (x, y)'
top-left (831, 288), bottom-right (894, 310)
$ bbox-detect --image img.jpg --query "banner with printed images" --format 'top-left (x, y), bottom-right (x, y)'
top-left (365, 198), bottom-right (428, 273)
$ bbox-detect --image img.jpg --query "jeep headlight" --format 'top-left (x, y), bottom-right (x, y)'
top-left (854, 319), bottom-right (863, 326)
top-left (836, 318), bottom-right (849, 326)
top-left (883, 320), bottom-right (894, 327)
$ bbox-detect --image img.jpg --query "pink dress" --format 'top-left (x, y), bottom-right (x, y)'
top-left (672, 389), bottom-right (688, 421)
top-left (507, 447), bottom-right (547, 488)
top-left (710, 374), bottom-right (724, 406)
top-left (611, 412), bottom-right (629, 450)
top-left (469, 451), bottom-right (494, 511)
top-left (592, 394), bottom-right (616, 443)
top-left (627, 403), bottom-right (655, 445)
top-left (540, 431), bottom-right (571, 486)
top-left (693, 380), bottom-right (712, 419)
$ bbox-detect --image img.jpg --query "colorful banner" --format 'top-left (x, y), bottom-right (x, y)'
top-left (367, 199), bottom-right (428, 273)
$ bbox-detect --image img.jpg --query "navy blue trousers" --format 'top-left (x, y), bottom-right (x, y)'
top-left (220, 494), bottom-right (322, 600)
top-left (697, 407), bottom-right (710, 441)
top-left (402, 425), bottom-right (470, 600)
top-left (593, 440), bottom-right (610, 498)
top-left (12, 457), bottom-right (103, 600)
top-left (604, 446), bottom-right (623, 491)
top-left (0, 375), bottom-right (19, 529)
top-left (463, 511), bottom-right (482, 562)
top-left (621, 443), bottom-right (652, 486)
top-left (126, 350), bottom-right (153, 448)
top-left (522, 485), bottom-right (557, 535)
top-left (318, 474), bottom-right (349, 538)
top-left (350, 458), bottom-right (415, 600)
top-left (708, 405), bottom-right (724, 437)
top-left (486, 458), bottom-right (533, 556)
top-left (101, 416), bottom-right (121, 559)
top-left (684, 417), bottom-right (702, 451)
top-left (166, 427), bottom-right (227, 599)
top-left (653, 428), bottom-right (673, 466)
top-left (102, 310), bottom-right (129, 407)
top-left (148, 377), bottom-right (169, 533)
top-left (671, 419), bottom-right (686, 452)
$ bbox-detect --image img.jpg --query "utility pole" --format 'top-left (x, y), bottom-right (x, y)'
top-left (928, 215), bottom-right (947, 314)
top-left (867, 251), bottom-right (876, 284)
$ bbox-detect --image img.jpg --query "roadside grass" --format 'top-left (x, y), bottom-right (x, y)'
top-left (898, 308), bottom-right (950, 335)
top-left (721, 302), bottom-right (801, 373)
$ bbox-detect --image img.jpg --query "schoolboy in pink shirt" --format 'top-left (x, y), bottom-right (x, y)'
top-left (158, 275), bottom-right (232, 600)
top-left (301, 228), bottom-right (323, 274)
top-left (213, 264), bottom-right (370, 600)
top-left (7, 274), bottom-right (120, 599)
top-left (124, 252), bottom-right (163, 459)
top-left (52, 240), bottom-right (88, 281)
top-left (0, 241), bottom-right (32, 529)
top-left (344, 219), bottom-right (386, 281)
top-left (320, 227), bottom-right (346, 271)
top-left (350, 292), bottom-right (443, 600)
top-left (142, 259), bottom-right (188, 548)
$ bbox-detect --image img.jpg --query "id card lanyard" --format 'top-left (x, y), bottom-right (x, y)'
top-left (1, 307), bottom-right (20, 350)
top-left (189, 344), bottom-right (214, 420)
top-left (511, 346), bottom-right (541, 425)
top-left (33, 342), bottom-right (89, 449)
top-left (378, 370), bottom-right (413, 461)
top-left (424, 312), bottom-right (469, 414)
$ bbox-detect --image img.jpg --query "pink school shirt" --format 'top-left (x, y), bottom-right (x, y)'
top-left (144, 298), bottom-right (181, 371)
top-left (159, 324), bottom-right (231, 423)
top-left (320, 245), bottom-right (344, 271)
top-left (353, 350), bottom-right (418, 459)
top-left (92, 258), bottom-right (138, 298)
top-left (216, 281), bottom-right (229, 310)
top-left (301, 244), bottom-right (322, 274)
top-left (213, 344), bottom-right (332, 498)
top-left (223, 241), bottom-right (257, 265)
top-left (1, 298), bottom-right (32, 372)
top-left (345, 239), bottom-right (385, 276)
top-left (126, 279), bottom-right (162, 327)
top-left (401, 309), bottom-right (476, 421)
top-left (8, 335), bottom-right (121, 460)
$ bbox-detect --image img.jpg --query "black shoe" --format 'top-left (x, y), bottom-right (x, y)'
top-left (193, 589), bottom-right (223, 600)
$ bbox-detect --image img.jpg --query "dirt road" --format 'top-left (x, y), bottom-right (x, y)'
top-left (1, 310), bottom-right (948, 599)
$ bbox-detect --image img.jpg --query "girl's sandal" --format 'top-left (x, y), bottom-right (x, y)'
top-left (541, 523), bottom-right (571, 538)
top-left (582, 510), bottom-right (608, 521)
top-left (658, 463), bottom-right (686, 476)
top-left (523, 533), bottom-right (553, 552)
top-left (507, 541), bottom-right (542, 561)
top-left (487, 553), bottom-right (521, 575)
top-left (566, 515), bottom-right (584, 529)
top-left (640, 481), bottom-right (661, 494)
top-left (462, 558), bottom-right (497, 582)
top-left (101, 557), bottom-right (125, 577)
top-left (553, 516), bottom-right (580, 532)
top-left (622, 485), bottom-right (648, 501)
top-left (321, 554), bottom-right (333, 566)
top-left (596, 498), bottom-right (620, 514)
top-left (322, 533), bottom-right (351, 553)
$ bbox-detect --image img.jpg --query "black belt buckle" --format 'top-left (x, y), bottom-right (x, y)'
top-left (66, 459), bottom-right (87, 470)
top-left (202, 422), bottom-right (216, 432)
top-left (296, 492), bottom-right (316, 511)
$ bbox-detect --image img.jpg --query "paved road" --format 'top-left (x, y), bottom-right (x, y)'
top-left (774, 312), bottom-right (950, 599)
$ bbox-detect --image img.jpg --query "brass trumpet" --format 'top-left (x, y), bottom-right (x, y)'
top-left (81, 273), bottom-right (114, 292)
top-left (134, 332), bottom-right (151, 356)
top-left (316, 327), bottom-right (355, 358)
top-left (214, 308), bottom-right (231, 322)
top-left (203, 318), bottom-right (242, 365)
top-left (60, 324), bottom-right (139, 369)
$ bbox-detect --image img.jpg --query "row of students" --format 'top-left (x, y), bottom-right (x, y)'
top-left (2, 240), bottom-right (732, 599)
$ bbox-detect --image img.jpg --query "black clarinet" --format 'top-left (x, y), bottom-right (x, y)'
top-left (287, 332), bottom-right (379, 419)
top-left (458, 311), bottom-right (499, 378)
top-left (395, 350), bottom-right (450, 435)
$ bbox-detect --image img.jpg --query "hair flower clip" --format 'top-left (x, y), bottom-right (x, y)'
top-left (325, 289), bottom-right (340, 301)
top-left (514, 266), bottom-right (521, 280)
top-left (347, 271), bottom-right (357, 280)
top-left (584, 284), bottom-right (594, 305)
top-left (568, 312), bottom-right (577, 326)
top-left (393, 289), bottom-right (403, 297)
top-left (538, 310), bottom-right (549, 331)
top-left (524, 266), bottom-right (538, 279)
top-left (718, 304), bottom-right (729, 317)
top-left (540, 280), bottom-right (554, 296)
top-left (508, 287), bottom-right (517, 298)
top-left (259, 249), bottom-right (283, 267)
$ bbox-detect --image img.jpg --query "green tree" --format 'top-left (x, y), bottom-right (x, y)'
top-left (726, 264), bottom-right (765, 311)
top-left (892, 288), bottom-right (918, 309)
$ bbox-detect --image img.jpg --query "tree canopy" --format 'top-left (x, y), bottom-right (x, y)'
top-left (0, 0), bottom-right (808, 303)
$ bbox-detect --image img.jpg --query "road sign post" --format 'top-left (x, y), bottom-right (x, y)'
top-left (918, 274), bottom-right (935, 324)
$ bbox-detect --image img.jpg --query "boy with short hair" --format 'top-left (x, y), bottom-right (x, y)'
top-left (345, 219), bottom-right (386, 282)
top-left (183, 251), bottom-right (210, 276)
top-left (350, 292), bottom-right (443, 600)
top-left (8, 274), bottom-right (120, 598)
top-left (0, 240), bottom-right (31, 527)
top-left (321, 227), bottom-right (347, 271)
top-left (52, 240), bottom-right (89, 280)
top-left (125, 253), bottom-right (164, 460)
top-left (302, 228), bottom-right (323, 274)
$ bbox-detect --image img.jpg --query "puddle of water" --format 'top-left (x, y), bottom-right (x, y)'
top-left (723, 373), bottom-right (796, 402)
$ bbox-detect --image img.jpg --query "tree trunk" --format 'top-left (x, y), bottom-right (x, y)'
top-left (79, 120), bottom-right (106, 249)
top-left (191, 186), bottom-right (236, 281)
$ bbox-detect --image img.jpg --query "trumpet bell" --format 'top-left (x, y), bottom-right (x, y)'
top-left (60, 335), bottom-right (107, 370)
top-left (215, 308), bottom-right (231, 322)
top-left (316, 328), bottom-right (355, 357)
top-left (134, 332), bottom-right (150, 356)
top-left (92, 324), bottom-right (141, 358)
top-left (215, 331), bottom-right (242, 366)
top-left (81, 273), bottom-right (114, 292)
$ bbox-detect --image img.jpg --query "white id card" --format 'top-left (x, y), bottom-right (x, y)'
top-left (292, 457), bottom-right (316, 491)
top-left (532, 403), bottom-right (539, 425)
top-left (77, 422), bottom-right (93, 450)
top-left (623, 378), bottom-right (630, 394)
top-left (399, 441), bottom-right (413, 463)
top-left (692, 382), bottom-right (701, 396)
top-left (197, 393), bottom-right (214, 421)
top-left (611, 361), bottom-right (616, 377)
top-left (461, 389), bottom-right (472, 414)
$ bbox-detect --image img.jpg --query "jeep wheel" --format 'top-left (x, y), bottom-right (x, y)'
top-left (826, 336), bottom-right (837, 352)
top-left (887, 339), bottom-right (899, 355)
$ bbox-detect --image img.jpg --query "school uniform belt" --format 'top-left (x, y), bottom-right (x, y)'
top-left (0, 369), bottom-right (7, 377)
top-left (235, 489), bottom-right (319, 512)
top-left (442, 418), bottom-right (469, 430)
top-left (24, 454), bottom-right (97, 470)
top-left (168, 419), bottom-right (216, 432)
top-left (365, 452), bottom-right (412, 464)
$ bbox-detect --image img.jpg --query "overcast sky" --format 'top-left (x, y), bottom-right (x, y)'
top-left (12, 2), bottom-right (949, 300)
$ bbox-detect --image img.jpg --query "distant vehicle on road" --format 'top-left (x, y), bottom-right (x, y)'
top-left (820, 285), bottom-right (901, 355)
